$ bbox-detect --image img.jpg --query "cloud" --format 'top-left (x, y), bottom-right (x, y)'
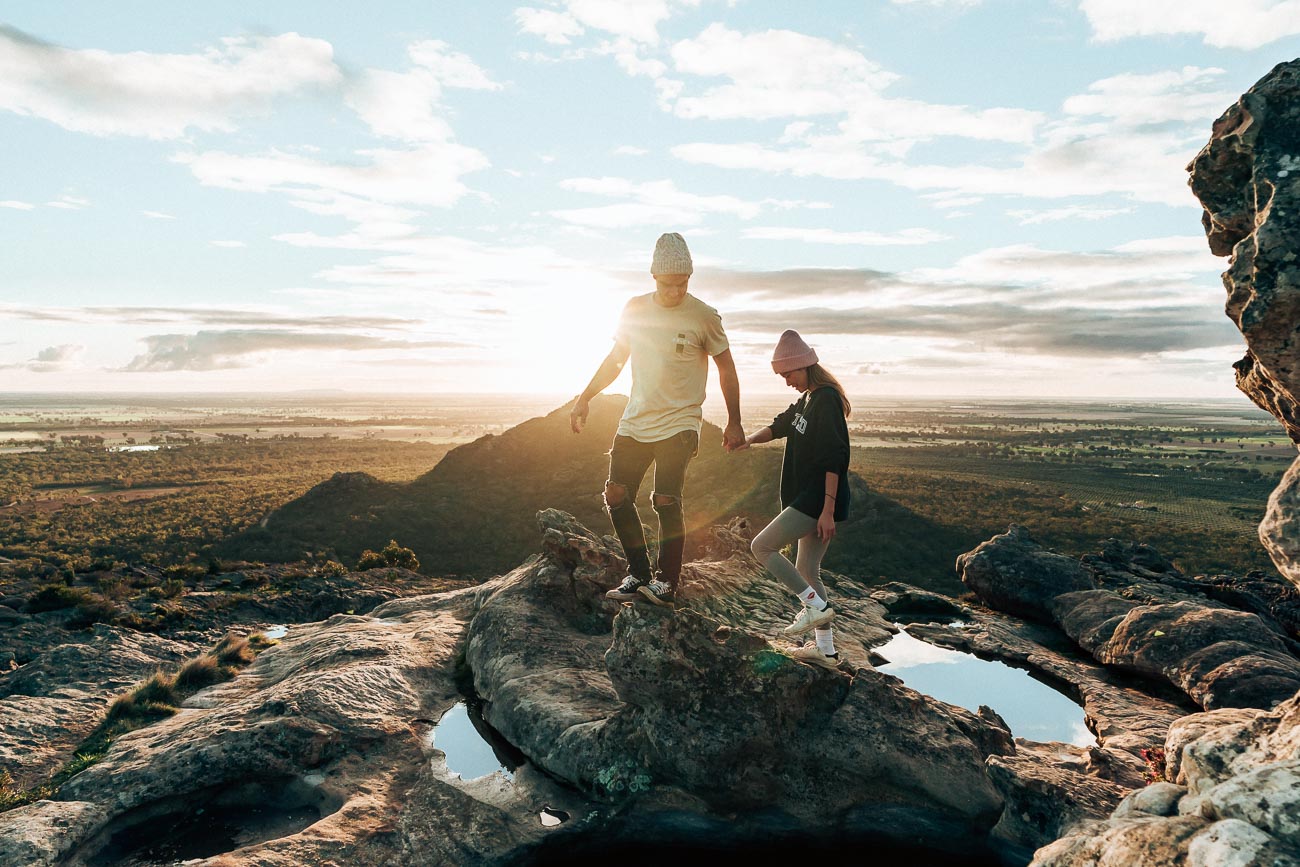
top-left (345, 40), bottom-right (500, 143)
top-left (726, 302), bottom-right (1240, 357)
top-left (515, 0), bottom-right (698, 46)
top-left (516, 7), bottom-right (586, 44)
top-left (0, 304), bottom-right (420, 330)
top-left (667, 24), bottom-right (1041, 146)
top-left (173, 40), bottom-right (496, 234)
top-left (175, 142), bottom-right (488, 218)
top-left (46, 195), bottom-right (89, 210)
top-left (741, 226), bottom-right (950, 246)
top-left (1006, 205), bottom-right (1134, 225)
top-left (552, 176), bottom-right (765, 227)
top-left (1, 343), bottom-right (84, 372)
top-left (0, 200), bottom-right (34, 210)
top-left (673, 65), bottom-right (1233, 206)
top-left (0, 26), bottom-right (341, 139)
top-left (1079, 0), bottom-right (1300, 49)
top-left (615, 145), bottom-right (649, 156)
top-left (142, 210), bottom-right (175, 220)
top-left (122, 330), bottom-right (462, 372)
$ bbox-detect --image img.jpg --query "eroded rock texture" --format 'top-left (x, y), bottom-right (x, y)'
top-left (1189, 59), bottom-right (1300, 590)
top-left (1189, 59), bottom-right (1300, 442)
top-left (1035, 694), bottom-right (1300, 867)
top-left (959, 527), bottom-right (1300, 710)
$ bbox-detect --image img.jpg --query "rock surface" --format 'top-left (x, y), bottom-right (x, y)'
top-left (959, 527), bottom-right (1300, 710)
top-left (955, 525), bottom-right (1095, 623)
top-left (1262, 455), bottom-right (1300, 588)
top-left (1035, 693), bottom-right (1300, 866)
top-left (468, 510), bottom-right (1010, 836)
top-left (1188, 59), bottom-right (1300, 444)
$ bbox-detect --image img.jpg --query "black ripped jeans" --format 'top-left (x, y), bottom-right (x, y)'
top-left (604, 429), bottom-right (698, 590)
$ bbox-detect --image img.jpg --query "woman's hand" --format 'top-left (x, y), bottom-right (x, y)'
top-left (817, 511), bottom-right (836, 542)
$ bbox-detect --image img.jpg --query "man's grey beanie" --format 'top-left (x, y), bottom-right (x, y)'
top-left (651, 232), bottom-right (693, 275)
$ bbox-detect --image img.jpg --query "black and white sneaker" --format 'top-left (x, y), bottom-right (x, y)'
top-left (605, 575), bottom-right (645, 601)
top-left (637, 579), bottom-right (676, 608)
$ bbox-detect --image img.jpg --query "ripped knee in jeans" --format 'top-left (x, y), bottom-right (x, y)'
top-left (604, 481), bottom-right (631, 511)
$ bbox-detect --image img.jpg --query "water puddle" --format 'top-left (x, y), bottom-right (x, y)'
top-left (540, 807), bottom-right (570, 826)
top-left (877, 629), bottom-right (1093, 746)
top-left (429, 700), bottom-right (523, 781)
top-left (262, 624), bottom-right (288, 639)
top-left (82, 777), bottom-right (336, 866)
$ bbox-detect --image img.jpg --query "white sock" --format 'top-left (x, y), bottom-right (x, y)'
top-left (815, 627), bottom-right (836, 656)
top-left (796, 586), bottom-right (827, 611)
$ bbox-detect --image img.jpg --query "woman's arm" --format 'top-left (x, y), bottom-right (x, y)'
top-left (734, 426), bottom-right (774, 451)
top-left (817, 470), bottom-right (839, 542)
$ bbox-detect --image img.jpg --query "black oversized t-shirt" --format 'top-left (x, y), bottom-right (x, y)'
top-left (769, 386), bottom-right (850, 521)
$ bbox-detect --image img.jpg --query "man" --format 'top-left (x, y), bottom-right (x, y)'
top-left (570, 232), bottom-right (744, 607)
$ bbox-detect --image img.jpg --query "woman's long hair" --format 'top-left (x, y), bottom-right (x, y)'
top-left (806, 363), bottom-right (851, 417)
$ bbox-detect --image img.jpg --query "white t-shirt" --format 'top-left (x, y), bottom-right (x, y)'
top-left (614, 292), bottom-right (729, 442)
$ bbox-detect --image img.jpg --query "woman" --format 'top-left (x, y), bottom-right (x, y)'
top-left (741, 330), bottom-right (851, 670)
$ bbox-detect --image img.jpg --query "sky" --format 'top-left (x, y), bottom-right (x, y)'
top-left (2, 1), bottom-right (1298, 401)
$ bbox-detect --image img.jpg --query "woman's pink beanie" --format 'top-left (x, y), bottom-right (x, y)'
top-left (771, 329), bottom-right (818, 374)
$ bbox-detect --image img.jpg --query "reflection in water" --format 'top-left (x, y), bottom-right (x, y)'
top-left (262, 625), bottom-right (288, 639)
top-left (431, 701), bottom-right (518, 781)
top-left (877, 629), bottom-right (1094, 746)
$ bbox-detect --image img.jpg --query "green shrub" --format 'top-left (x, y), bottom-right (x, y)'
top-left (68, 595), bottom-right (119, 628)
top-left (357, 539), bottom-right (419, 571)
top-left (26, 584), bottom-right (93, 613)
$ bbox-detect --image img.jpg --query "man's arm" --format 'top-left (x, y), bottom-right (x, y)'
top-left (570, 342), bottom-right (630, 433)
top-left (712, 348), bottom-right (744, 451)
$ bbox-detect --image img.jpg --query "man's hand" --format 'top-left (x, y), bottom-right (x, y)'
top-left (722, 421), bottom-right (745, 452)
top-left (570, 396), bottom-right (590, 433)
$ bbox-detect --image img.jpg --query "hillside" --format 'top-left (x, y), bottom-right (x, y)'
top-left (225, 396), bottom-right (968, 590)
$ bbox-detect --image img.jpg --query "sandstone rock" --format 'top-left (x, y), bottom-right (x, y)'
top-left (1113, 781), bottom-right (1185, 819)
top-left (995, 564), bottom-right (1300, 711)
top-left (1095, 600), bottom-right (1300, 710)
top-left (1261, 454), bottom-right (1300, 588)
top-left (0, 696), bottom-right (108, 788)
top-left (987, 746), bottom-right (1130, 851)
top-left (957, 525), bottom-right (1095, 622)
top-left (0, 800), bottom-right (108, 867)
top-left (1166, 707), bottom-right (1261, 785)
top-left (467, 510), bottom-right (1010, 842)
top-left (1189, 59), bottom-right (1300, 444)
top-left (1035, 693), bottom-right (1300, 866)
top-left (1186, 818), bottom-right (1300, 867)
top-left (0, 625), bottom-right (195, 700)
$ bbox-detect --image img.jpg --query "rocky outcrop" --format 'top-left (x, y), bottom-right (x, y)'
top-left (1262, 457), bottom-right (1300, 587)
top-left (956, 526), bottom-right (1095, 622)
top-left (468, 510), bottom-right (1009, 838)
top-left (0, 626), bottom-right (196, 788)
top-left (1035, 693), bottom-right (1300, 866)
top-left (959, 528), bottom-right (1300, 710)
top-left (1188, 59), bottom-right (1300, 443)
top-left (1188, 58), bottom-right (1300, 595)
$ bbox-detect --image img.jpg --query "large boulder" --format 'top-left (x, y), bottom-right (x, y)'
top-left (1035, 693), bottom-right (1300, 866)
top-left (957, 525), bottom-right (1095, 622)
top-left (467, 510), bottom-right (1011, 842)
top-left (1052, 594), bottom-right (1300, 710)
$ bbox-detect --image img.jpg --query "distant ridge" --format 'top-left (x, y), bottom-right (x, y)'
top-left (224, 395), bottom-right (963, 588)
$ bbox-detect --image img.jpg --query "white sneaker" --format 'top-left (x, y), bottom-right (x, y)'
top-left (782, 605), bottom-right (834, 636)
top-left (791, 642), bottom-right (841, 671)
top-left (605, 575), bottom-right (644, 601)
